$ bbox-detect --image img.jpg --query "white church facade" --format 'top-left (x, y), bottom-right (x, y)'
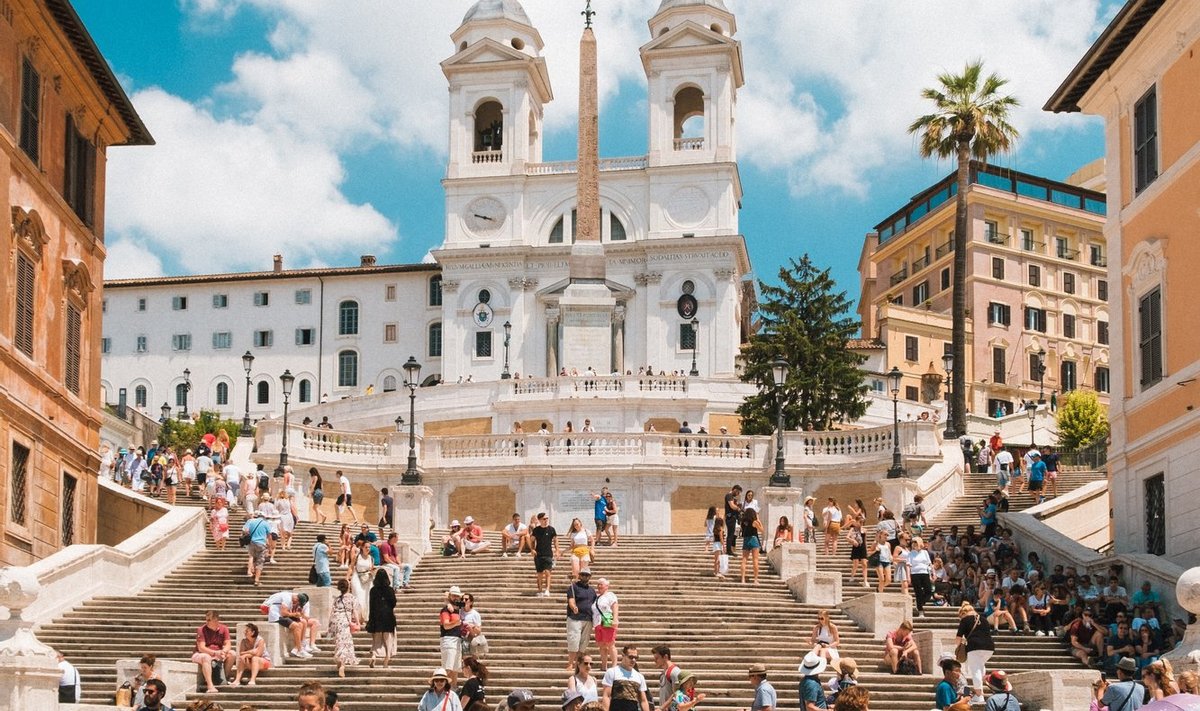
top-left (101, 0), bottom-right (756, 431)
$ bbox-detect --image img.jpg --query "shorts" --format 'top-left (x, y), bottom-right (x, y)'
top-left (1029, 479), bottom-right (1044, 492)
top-left (1047, 471), bottom-right (1058, 480)
top-left (566, 618), bottom-right (593, 652)
top-left (336, 493), bottom-right (352, 507)
top-left (594, 518), bottom-right (607, 531)
top-left (572, 546), bottom-right (591, 562)
top-left (743, 535), bottom-right (761, 551)
top-left (191, 651), bottom-right (224, 664)
top-left (275, 618), bottom-right (296, 630)
top-left (440, 636), bottom-right (463, 671)
top-left (595, 624), bottom-right (617, 644)
top-left (827, 522), bottom-right (842, 537)
top-left (535, 555), bottom-right (554, 573)
top-left (197, 471), bottom-right (208, 486)
top-left (607, 514), bottom-right (620, 527)
top-left (465, 540), bottom-right (487, 552)
top-left (249, 542), bottom-right (267, 569)
top-left (312, 489), bottom-right (324, 504)
top-left (711, 541), bottom-right (723, 554)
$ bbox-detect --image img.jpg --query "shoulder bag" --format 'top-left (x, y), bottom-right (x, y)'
top-left (955, 614), bottom-right (978, 663)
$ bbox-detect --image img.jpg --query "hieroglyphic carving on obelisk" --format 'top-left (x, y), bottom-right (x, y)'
top-left (569, 0), bottom-right (605, 281)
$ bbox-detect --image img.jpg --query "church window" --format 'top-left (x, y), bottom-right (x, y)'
top-left (337, 350), bottom-right (359, 388)
top-left (549, 209), bottom-right (578, 244)
top-left (673, 86), bottom-right (705, 150)
top-left (429, 322), bottom-right (443, 358)
top-left (610, 213), bottom-right (627, 241)
top-left (338, 300), bottom-right (359, 336)
top-left (383, 375), bottom-right (397, 392)
top-left (429, 275), bottom-right (443, 306)
top-left (257, 380), bottom-right (270, 404)
top-left (475, 331), bottom-right (493, 358)
top-left (298, 379), bottom-right (312, 403)
top-left (216, 382), bottom-right (229, 406)
top-left (135, 385), bottom-right (147, 407)
top-left (474, 101), bottom-right (504, 152)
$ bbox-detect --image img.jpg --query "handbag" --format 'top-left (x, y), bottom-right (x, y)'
top-left (308, 565), bottom-right (319, 585)
top-left (718, 553), bottom-right (730, 576)
top-left (868, 551), bottom-right (881, 567)
top-left (955, 615), bottom-right (979, 663)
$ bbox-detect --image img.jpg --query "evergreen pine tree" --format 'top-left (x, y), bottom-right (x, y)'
top-left (738, 255), bottom-right (868, 434)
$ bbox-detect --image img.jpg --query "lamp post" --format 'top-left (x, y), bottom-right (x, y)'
top-left (1036, 348), bottom-right (1047, 404)
top-left (278, 370), bottom-right (295, 470)
top-left (401, 356), bottom-right (422, 485)
top-left (159, 402), bottom-right (171, 425)
top-left (1026, 399), bottom-right (1037, 449)
top-left (180, 368), bottom-right (191, 420)
top-left (241, 351), bottom-right (255, 436)
top-left (941, 352), bottom-right (954, 439)
top-left (887, 366), bottom-right (905, 478)
top-left (689, 318), bottom-right (700, 377)
top-left (501, 321), bottom-right (512, 380)
top-left (769, 357), bottom-right (790, 487)
top-left (395, 415), bottom-right (404, 432)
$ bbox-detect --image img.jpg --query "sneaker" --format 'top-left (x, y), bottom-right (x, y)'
top-left (502, 552), bottom-right (509, 558)
top-left (969, 696), bottom-right (985, 706)
top-left (289, 648), bottom-right (302, 658)
top-left (309, 645), bottom-right (322, 653)
top-left (917, 611), bottom-right (926, 618)
top-left (517, 552), bottom-right (524, 558)
top-left (1036, 630), bottom-right (1046, 636)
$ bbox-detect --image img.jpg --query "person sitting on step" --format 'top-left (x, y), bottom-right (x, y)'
top-left (882, 620), bottom-right (922, 675)
top-left (190, 610), bottom-right (233, 694)
top-left (262, 591), bottom-right (319, 659)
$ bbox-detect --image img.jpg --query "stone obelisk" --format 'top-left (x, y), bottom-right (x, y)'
top-left (559, 1), bottom-right (616, 373)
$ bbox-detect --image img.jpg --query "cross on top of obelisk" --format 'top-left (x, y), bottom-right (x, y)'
top-left (582, 0), bottom-right (595, 28)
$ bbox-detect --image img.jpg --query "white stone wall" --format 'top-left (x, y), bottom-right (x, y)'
top-left (1113, 433), bottom-right (1200, 570)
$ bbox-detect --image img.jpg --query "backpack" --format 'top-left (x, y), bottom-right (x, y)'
top-left (898, 657), bottom-right (919, 675)
top-left (258, 472), bottom-right (270, 491)
top-left (903, 502), bottom-right (921, 520)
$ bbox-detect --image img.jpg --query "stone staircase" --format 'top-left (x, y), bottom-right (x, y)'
top-left (37, 471), bottom-right (1106, 711)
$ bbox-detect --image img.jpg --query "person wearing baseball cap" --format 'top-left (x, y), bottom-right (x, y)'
top-left (984, 671), bottom-right (1020, 711)
top-left (506, 689), bottom-right (535, 711)
top-left (439, 587), bottom-right (465, 684)
top-left (561, 689), bottom-right (585, 711)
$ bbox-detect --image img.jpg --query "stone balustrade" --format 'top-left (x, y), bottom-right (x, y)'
top-left (525, 155), bottom-right (648, 175)
top-left (510, 374), bottom-right (689, 396)
top-left (471, 150), bottom-right (504, 164)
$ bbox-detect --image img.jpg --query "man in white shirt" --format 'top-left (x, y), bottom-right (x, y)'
top-left (993, 449), bottom-right (1015, 491)
top-left (335, 470), bottom-right (359, 523)
top-left (1000, 568), bottom-right (1027, 591)
top-left (195, 452), bottom-right (213, 499)
top-left (222, 462), bottom-right (241, 507)
top-left (263, 591), bottom-right (319, 657)
top-left (502, 513), bottom-right (530, 557)
top-left (57, 652), bottom-right (80, 703)
top-left (602, 646), bottom-right (651, 711)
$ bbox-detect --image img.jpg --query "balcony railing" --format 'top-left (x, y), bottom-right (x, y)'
top-left (934, 241), bottom-right (954, 258)
top-left (1090, 254), bottom-right (1107, 267)
top-left (1057, 247), bottom-right (1080, 261)
top-left (472, 150), bottom-right (504, 164)
top-left (525, 156), bottom-right (648, 176)
top-left (912, 254), bottom-right (930, 271)
top-left (674, 137), bottom-right (705, 151)
top-left (889, 267), bottom-right (909, 286)
top-left (511, 374), bottom-right (689, 396)
top-left (985, 229), bottom-right (1009, 245)
top-left (1022, 239), bottom-right (1045, 252)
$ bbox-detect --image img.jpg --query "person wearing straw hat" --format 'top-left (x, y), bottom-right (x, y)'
top-left (1099, 657), bottom-right (1145, 711)
top-left (797, 652), bottom-right (828, 711)
top-left (740, 663), bottom-right (776, 711)
top-left (982, 671), bottom-right (1019, 711)
top-left (418, 669), bottom-right (464, 711)
top-left (667, 669), bottom-right (705, 711)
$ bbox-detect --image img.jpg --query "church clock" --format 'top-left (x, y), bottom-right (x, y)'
top-left (464, 197), bottom-right (507, 237)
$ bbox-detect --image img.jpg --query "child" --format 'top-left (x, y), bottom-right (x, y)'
top-left (670, 670), bottom-right (705, 711)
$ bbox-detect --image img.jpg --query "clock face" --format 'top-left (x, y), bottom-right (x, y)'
top-left (464, 197), bottom-right (506, 237)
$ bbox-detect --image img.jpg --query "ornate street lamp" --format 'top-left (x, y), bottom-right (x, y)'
top-left (180, 368), bottom-right (192, 419)
top-left (689, 318), bottom-right (700, 377)
top-left (1036, 348), bottom-right (1047, 404)
top-left (241, 351), bottom-right (255, 436)
top-left (401, 356), bottom-right (422, 485)
top-left (887, 366), bottom-right (905, 478)
top-left (278, 369), bottom-right (295, 469)
top-left (1026, 399), bottom-right (1038, 449)
top-left (395, 414), bottom-right (405, 432)
top-left (769, 357), bottom-right (790, 487)
top-left (501, 321), bottom-right (513, 380)
top-left (159, 402), bottom-right (172, 424)
top-left (941, 352), bottom-right (954, 439)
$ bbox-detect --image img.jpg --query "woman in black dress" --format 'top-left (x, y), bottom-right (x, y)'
top-left (366, 569), bottom-right (396, 668)
top-left (848, 515), bottom-right (870, 587)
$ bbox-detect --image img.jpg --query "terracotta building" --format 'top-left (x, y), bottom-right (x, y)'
top-left (0, 0), bottom-right (151, 566)
top-left (857, 161), bottom-right (1109, 418)
top-left (1047, 0), bottom-right (1200, 568)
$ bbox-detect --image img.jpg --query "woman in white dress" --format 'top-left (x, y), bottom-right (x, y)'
top-left (809, 609), bottom-right (841, 664)
top-left (892, 534), bottom-right (912, 596)
top-left (347, 539), bottom-right (374, 619)
top-left (275, 491), bottom-right (296, 550)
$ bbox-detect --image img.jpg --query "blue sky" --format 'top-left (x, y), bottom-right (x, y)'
top-left (76, 0), bottom-right (1115, 301)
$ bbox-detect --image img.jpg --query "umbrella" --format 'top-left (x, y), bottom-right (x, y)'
top-left (202, 433), bottom-right (216, 446)
top-left (1144, 694), bottom-right (1200, 711)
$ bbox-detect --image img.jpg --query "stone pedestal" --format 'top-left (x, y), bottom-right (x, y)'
top-left (239, 622), bottom-right (287, 669)
top-left (559, 279), bottom-right (616, 374)
top-left (767, 542), bottom-right (817, 580)
top-left (296, 585), bottom-right (334, 636)
top-left (395, 485), bottom-right (435, 556)
top-left (912, 629), bottom-right (957, 676)
top-left (838, 593), bottom-right (912, 640)
top-left (1162, 565), bottom-right (1200, 673)
top-left (1008, 670), bottom-right (1098, 711)
top-left (763, 487), bottom-right (805, 540)
top-left (878, 477), bottom-right (920, 523)
top-left (0, 567), bottom-right (64, 711)
top-left (786, 571), bottom-right (842, 606)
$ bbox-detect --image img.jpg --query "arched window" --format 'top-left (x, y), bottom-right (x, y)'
top-left (257, 380), bottom-right (271, 405)
top-left (338, 300), bottom-right (359, 336)
top-left (216, 382), bottom-right (229, 406)
top-left (474, 101), bottom-right (504, 152)
top-left (429, 322), bottom-right (443, 358)
top-left (610, 213), bottom-right (627, 241)
top-left (549, 209), bottom-right (578, 244)
top-left (338, 350), bottom-right (359, 388)
top-left (135, 385), bottom-right (147, 408)
top-left (383, 375), bottom-right (397, 392)
top-left (175, 383), bottom-right (188, 407)
top-left (429, 275), bottom-right (443, 307)
top-left (298, 379), bottom-right (312, 403)
top-left (673, 86), bottom-right (705, 149)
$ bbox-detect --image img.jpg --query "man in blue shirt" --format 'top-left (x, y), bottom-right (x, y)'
top-left (1027, 452), bottom-right (1048, 504)
top-left (1099, 657), bottom-right (1144, 711)
top-left (743, 663), bottom-right (776, 711)
top-left (242, 512), bottom-right (271, 586)
top-left (593, 487), bottom-right (609, 537)
top-left (935, 658), bottom-right (966, 710)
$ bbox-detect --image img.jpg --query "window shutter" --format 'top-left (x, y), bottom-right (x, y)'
top-left (14, 254), bottom-right (35, 356)
top-left (19, 58), bottom-right (40, 162)
top-left (65, 305), bottom-right (81, 394)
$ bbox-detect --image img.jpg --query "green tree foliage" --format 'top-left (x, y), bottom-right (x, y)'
top-left (909, 60), bottom-right (1019, 436)
top-left (737, 255), bottom-right (868, 434)
top-left (1055, 390), bottom-right (1109, 449)
top-left (159, 410), bottom-right (243, 453)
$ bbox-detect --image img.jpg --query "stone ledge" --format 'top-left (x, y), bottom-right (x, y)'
top-left (115, 658), bottom-right (197, 706)
top-left (1008, 670), bottom-right (1098, 711)
top-left (767, 542), bottom-right (817, 579)
top-left (785, 571), bottom-right (841, 606)
top-left (838, 592), bottom-right (911, 640)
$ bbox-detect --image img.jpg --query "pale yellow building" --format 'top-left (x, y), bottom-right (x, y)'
top-left (1048, 0), bottom-right (1200, 567)
top-left (0, 0), bottom-right (151, 566)
top-left (858, 162), bottom-right (1109, 418)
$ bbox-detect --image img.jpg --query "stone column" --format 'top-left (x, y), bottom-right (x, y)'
top-left (394, 486), bottom-right (435, 557)
top-left (612, 305), bottom-right (626, 374)
top-left (763, 487), bottom-right (805, 537)
top-left (1162, 566), bottom-right (1200, 674)
top-left (546, 307), bottom-right (560, 376)
top-left (0, 569), bottom-right (65, 711)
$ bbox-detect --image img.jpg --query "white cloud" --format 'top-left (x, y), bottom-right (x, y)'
top-left (104, 88), bottom-right (396, 273)
top-left (104, 238), bottom-right (165, 280)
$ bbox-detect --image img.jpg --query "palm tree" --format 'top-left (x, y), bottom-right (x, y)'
top-left (909, 60), bottom-right (1019, 438)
